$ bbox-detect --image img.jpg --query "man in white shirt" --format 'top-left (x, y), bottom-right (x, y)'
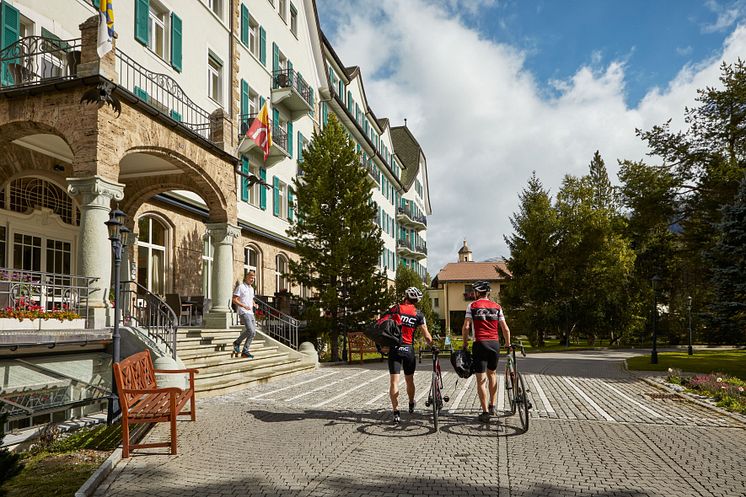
top-left (232, 270), bottom-right (257, 359)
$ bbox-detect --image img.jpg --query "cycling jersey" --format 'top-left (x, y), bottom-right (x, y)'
top-left (384, 303), bottom-right (425, 345)
top-left (465, 299), bottom-right (504, 342)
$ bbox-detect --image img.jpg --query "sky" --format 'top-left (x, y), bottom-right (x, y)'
top-left (315, 0), bottom-right (746, 274)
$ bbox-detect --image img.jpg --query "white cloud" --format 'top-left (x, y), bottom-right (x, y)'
top-left (318, 0), bottom-right (746, 274)
top-left (703, 0), bottom-right (746, 32)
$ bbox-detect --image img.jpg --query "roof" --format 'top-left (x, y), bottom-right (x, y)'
top-left (436, 261), bottom-right (511, 282)
top-left (390, 125), bottom-right (423, 190)
top-left (458, 240), bottom-right (471, 254)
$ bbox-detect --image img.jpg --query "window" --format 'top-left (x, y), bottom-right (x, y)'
top-left (277, 179), bottom-right (287, 219)
top-left (202, 235), bottom-right (213, 298)
top-left (279, 0), bottom-right (287, 22)
top-left (137, 216), bottom-right (168, 295)
top-left (244, 245), bottom-right (261, 289)
top-left (290, 4), bottom-right (298, 36)
top-left (148, 3), bottom-right (168, 59)
top-left (248, 18), bottom-right (260, 58)
top-left (434, 298), bottom-right (439, 308)
top-left (19, 15), bottom-right (33, 38)
top-left (208, 53), bottom-right (223, 104)
top-left (208, 0), bottom-right (223, 20)
top-left (249, 163), bottom-right (261, 207)
top-left (275, 254), bottom-right (288, 293)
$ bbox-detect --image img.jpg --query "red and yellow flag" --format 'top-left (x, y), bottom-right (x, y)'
top-left (247, 101), bottom-right (272, 161)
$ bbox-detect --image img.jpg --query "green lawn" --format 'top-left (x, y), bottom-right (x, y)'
top-left (626, 349), bottom-right (746, 379)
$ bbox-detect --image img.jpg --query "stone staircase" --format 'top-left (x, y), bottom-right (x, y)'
top-left (176, 326), bottom-right (316, 398)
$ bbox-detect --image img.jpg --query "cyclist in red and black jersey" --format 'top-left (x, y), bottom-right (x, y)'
top-left (462, 281), bottom-right (512, 423)
top-left (384, 287), bottom-right (433, 424)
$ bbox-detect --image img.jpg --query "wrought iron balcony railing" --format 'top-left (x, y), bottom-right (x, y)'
top-left (0, 36), bottom-right (82, 90)
top-left (272, 68), bottom-right (312, 108)
top-left (116, 50), bottom-right (212, 139)
top-left (238, 113), bottom-right (288, 151)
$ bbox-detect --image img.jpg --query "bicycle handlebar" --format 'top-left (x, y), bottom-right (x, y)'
top-left (506, 340), bottom-right (527, 357)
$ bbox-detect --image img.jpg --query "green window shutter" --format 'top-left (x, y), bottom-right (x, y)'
top-left (308, 88), bottom-right (314, 116)
top-left (288, 190), bottom-right (294, 222)
top-left (272, 176), bottom-right (280, 217)
top-left (171, 13), bottom-right (182, 72)
top-left (259, 26), bottom-right (266, 65)
top-left (169, 109), bottom-right (182, 121)
top-left (240, 79), bottom-right (249, 116)
top-left (1, 2), bottom-right (20, 86)
top-left (92, 0), bottom-right (101, 8)
top-left (272, 108), bottom-right (279, 125)
top-left (287, 122), bottom-right (293, 159)
top-left (287, 60), bottom-right (293, 72)
top-left (297, 132), bottom-right (304, 162)
top-left (240, 4), bottom-right (249, 45)
top-left (240, 156), bottom-right (249, 201)
top-left (259, 96), bottom-right (265, 108)
top-left (134, 86), bottom-right (148, 101)
top-left (272, 42), bottom-right (279, 73)
top-left (135, 0), bottom-right (149, 45)
top-left (259, 167), bottom-right (267, 210)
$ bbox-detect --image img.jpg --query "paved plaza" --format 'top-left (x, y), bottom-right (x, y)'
top-left (94, 351), bottom-right (746, 497)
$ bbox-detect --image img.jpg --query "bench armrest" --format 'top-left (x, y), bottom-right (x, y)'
top-left (154, 368), bottom-right (200, 374)
top-left (123, 387), bottom-right (183, 395)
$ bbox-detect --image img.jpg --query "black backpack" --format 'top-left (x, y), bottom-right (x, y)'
top-left (450, 349), bottom-right (473, 378)
top-left (364, 306), bottom-right (402, 348)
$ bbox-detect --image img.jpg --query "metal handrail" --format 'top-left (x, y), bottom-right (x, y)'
top-left (119, 280), bottom-right (178, 359)
top-left (115, 50), bottom-right (212, 139)
top-left (238, 113), bottom-right (288, 151)
top-left (254, 298), bottom-right (299, 350)
top-left (272, 68), bottom-right (312, 107)
top-left (0, 36), bottom-right (82, 90)
top-left (0, 267), bottom-right (98, 328)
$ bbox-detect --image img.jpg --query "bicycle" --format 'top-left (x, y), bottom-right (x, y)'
top-left (504, 340), bottom-right (531, 433)
top-left (424, 341), bottom-right (449, 432)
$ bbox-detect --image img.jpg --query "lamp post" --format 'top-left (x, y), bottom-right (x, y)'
top-left (687, 295), bottom-right (693, 356)
top-left (105, 208), bottom-right (131, 424)
top-left (651, 275), bottom-right (661, 364)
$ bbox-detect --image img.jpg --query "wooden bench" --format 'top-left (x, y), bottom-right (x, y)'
top-left (112, 351), bottom-right (198, 458)
top-left (346, 331), bottom-right (383, 364)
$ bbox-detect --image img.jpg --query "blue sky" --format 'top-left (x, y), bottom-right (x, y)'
top-left (315, 0), bottom-right (746, 272)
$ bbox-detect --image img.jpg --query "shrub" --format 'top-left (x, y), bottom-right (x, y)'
top-left (0, 410), bottom-right (24, 496)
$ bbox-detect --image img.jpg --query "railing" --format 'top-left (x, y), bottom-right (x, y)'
top-left (115, 50), bottom-right (212, 139)
top-left (255, 298), bottom-right (299, 349)
top-left (119, 280), bottom-right (178, 359)
top-left (0, 36), bottom-right (82, 90)
top-left (238, 113), bottom-right (288, 151)
top-left (272, 68), bottom-right (312, 107)
top-left (414, 244), bottom-right (428, 255)
top-left (396, 238), bottom-right (412, 250)
top-left (0, 267), bottom-right (97, 328)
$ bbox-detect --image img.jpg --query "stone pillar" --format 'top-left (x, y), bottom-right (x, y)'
top-left (68, 176), bottom-right (125, 329)
top-left (204, 222), bottom-right (240, 329)
top-left (77, 15), bottom-right (117, 80)
top-left (209, 108), bottom-right (235, 151)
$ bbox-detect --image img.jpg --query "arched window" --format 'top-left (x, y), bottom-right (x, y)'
top-left (275, 253), bottom-right (288, 294)
top-left (244, 245), bottom-right (261, 291)
top-left (136, 216), bottom-right (169, 295)
top-left (3, 177), bottom-right (79, 225)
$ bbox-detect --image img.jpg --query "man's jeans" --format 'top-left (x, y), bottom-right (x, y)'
top-left (234, 313), bottom-right (256, 354)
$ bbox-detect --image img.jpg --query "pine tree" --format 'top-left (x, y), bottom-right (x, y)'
top-left (0, 410), bottom-right (23, 496)
top-left (588, 150), bottom-right (616, 211)
top-left (705, 174), bottom-right (746, 344)
top-left (287, 114), bottom-right (389, 361)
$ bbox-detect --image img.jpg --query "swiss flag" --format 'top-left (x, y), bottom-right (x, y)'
top-left (247, 101), bottom-right (272, 160)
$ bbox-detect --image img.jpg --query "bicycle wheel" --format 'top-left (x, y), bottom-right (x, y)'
top-left (431, 371), bottom-right (439, 432)
top-left (516, 372), bottom-right (530, 433)
top-left (505, 364), bottom-right (517, 414)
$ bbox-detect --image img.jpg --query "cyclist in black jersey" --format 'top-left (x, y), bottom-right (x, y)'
top-left (385, 287), bottom-right (433, 424)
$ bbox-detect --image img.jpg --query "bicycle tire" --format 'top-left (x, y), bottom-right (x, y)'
top-left (506, 364), bottom-right (517, 415)
top-left (432, 371), bottom-right (439, 432)
top-left (517, 372), bottom-right (530, 433)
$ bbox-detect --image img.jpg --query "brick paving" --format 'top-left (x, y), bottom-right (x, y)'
top-left (94, 351), bottom-right (746, 497)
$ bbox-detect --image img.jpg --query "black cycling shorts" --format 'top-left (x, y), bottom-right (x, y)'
top-left (472, 340), bottom-right (500, 373)
top-left (388, 344), bottom-right (416, 375)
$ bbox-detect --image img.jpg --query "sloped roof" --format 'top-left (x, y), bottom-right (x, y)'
top-left (390, 125), bottom-right (422, 189)
top-left (436, 261), bottom-right (511, 282)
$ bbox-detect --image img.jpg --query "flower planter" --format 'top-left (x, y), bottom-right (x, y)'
top-left (0, 318), bottom-right (40, 331)
top-left (39, 318), bottom-right (87, 330)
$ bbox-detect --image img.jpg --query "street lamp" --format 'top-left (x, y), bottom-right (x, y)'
top-left (651, 275), bottom-right (661, 364)
top-left (105, 208), bottom-right (131, 424)
top-left (687, 296), bottom-right (693, 356)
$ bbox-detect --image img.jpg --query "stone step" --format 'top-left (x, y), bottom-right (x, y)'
top-left (178, 344), bottom-right (278, 363)
top-left (176, 337), bottom-right (267, 351)
top-left (195, 359), bottom-right (316, 398)
top-left (186, 350), bottom-right (292, 376)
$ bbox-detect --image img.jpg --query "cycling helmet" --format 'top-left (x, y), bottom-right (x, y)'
top-left (472, 281), bottom-right (491, 293)
top-left (404, 286), bottom-right (423, 302)
top-left (450, 349), bottom-right (473, 379)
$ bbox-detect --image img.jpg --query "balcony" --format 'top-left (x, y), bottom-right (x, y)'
top-left (396, 238), bottom-right (414, 257)
top-left (0, 36), bottom-right (82, 91)
top-left (396, 205), bottom-right (427, 230)
top-left (237, 113), bottom-right (290, 167)
top-left (413, 243), bottom-right (428, 259)
top-left (361, 157), bottom-right (379, 185)
top-left (271, 68), bottom-right (313, 118)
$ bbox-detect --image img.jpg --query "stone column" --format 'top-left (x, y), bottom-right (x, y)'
top-left (77, 16), bottom-right (117, 80)
top-left (209, 108), bottom-right (235, 151)
top-left (68, 176), bottom-right (125, 329)
top-left (203, 222), bottom-right (240, 329)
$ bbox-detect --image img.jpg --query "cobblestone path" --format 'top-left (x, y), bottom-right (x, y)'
top-left (95, 351), bottom-right (746, 497)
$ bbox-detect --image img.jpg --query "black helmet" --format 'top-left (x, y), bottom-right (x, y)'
top-left (472, 281), bottom-right (491, 293)
top-left (404, 286), bottom-right (423, 302)
top-left (450, 349), bottom-right (473, 379)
